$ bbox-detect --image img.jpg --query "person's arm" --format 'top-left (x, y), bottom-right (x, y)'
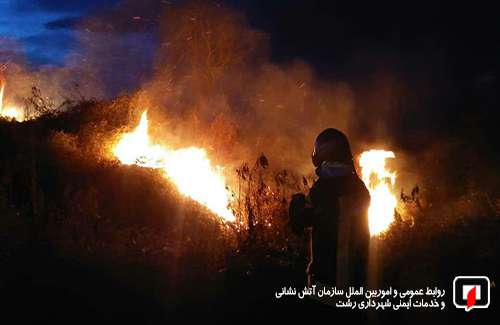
top-left (289, 193), bottom-right (314, 234)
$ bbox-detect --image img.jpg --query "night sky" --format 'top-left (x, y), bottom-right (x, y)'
top-left (0, 0), bottom-right (119, 65)
top-left (3, 1), bottom-right (499, 73)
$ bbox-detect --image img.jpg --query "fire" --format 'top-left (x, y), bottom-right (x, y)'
top-left (359, 150), bottom-right (397, 236)
top-left (113, 111), bottom-right (235, 222)
top-left (0, 81), bottom-right (24, 121)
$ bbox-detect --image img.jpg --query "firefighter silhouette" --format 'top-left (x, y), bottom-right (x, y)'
top-left (290, 128), bottom-right (370, 288)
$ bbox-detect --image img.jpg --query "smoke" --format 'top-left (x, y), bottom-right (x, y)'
top-left (133, 2), bottom-right (499, 223)
top-left (132, 1), bottom-right (361, 175)
top-left (1, 0), bottom-right (497, 214)
top-left (124, 0), bottom-right (441, 195)
top-left (0, 0), bottom-right (159, 108)
top-left (0, 0), bottom-right (425, 174)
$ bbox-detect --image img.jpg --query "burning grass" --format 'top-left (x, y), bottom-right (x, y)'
top-left (0, 80), bottom-right (24, 121)
top-left (113, 111), bottom-right (235, 222)
top-left (0, 94), bottom-right (499, 319)
top-left (359, 149), bottom-right (398, 235)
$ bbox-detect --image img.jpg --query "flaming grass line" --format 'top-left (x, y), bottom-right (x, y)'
top-left (113, 111), bottom-right (235, 222)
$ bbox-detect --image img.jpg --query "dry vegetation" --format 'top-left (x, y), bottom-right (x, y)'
top-left (1, 94), bottom-right (498, 297)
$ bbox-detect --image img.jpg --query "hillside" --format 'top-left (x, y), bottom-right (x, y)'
top-left (0, 97), bottom-right (498, 323)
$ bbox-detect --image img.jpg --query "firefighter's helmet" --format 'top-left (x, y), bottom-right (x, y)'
top-left (312, 128), bottom-right (353, 167)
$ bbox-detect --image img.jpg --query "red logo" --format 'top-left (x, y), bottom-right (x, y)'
top-left (466, 286), bottom-right (477, 311)
top-left (453, 276), bottom-right (490, 312)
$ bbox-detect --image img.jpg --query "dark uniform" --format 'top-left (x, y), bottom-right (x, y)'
top-left (290, 129), bottom-right (370, 287)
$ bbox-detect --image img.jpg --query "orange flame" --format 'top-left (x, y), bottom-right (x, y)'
top-left (359, 149), bottom-right (397, 236)
top-left (0, 81), bottom-right (24, 121)
top-left (113, 111), bottom-right (235, 222)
